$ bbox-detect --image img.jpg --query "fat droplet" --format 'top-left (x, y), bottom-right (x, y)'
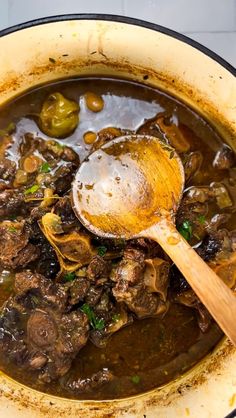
top-left (167, 236), bottom-right (180, 245)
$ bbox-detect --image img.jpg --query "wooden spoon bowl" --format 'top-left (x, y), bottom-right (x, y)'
top-left (72, 134), bottom-right (236, 345)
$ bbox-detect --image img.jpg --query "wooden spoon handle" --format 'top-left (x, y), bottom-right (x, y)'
top-left (145, 218), bottom-right (236, 346)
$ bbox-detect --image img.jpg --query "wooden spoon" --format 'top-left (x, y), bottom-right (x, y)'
top-left (72, 134), bottom-right (236, 345)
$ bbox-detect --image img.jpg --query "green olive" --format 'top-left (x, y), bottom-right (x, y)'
top-left (84, 92), bottom-right (104, 113)
top-left (39, 92), bottom-right (79, 138)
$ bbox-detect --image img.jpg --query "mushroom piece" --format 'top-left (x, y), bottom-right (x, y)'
top-left (92, 127), bottom-right (123, 151)
top-left (157, 115), bottom-right (190, 153)
top-left (138, 113), bottom-right (190, 153)
top-left (184, 151), bottom-right (203, 182)
top-left (213, 145), bottom-right (235, 170)
top-left (209, 251), bottom-right (236, 290)
top-left (144, 258), bottom-right (170, 301)
top-left (211, 182), bottom-right (233, 209)
top-left (173, 289), bottom-right (212, 333)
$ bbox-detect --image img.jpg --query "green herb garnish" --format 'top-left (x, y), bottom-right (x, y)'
top-left (198, 215), bottom-right (206, 224)
top-left (178, 220), bottom-right (192, 241)
top-left (40, 162), bottom-right (51, 173)
top-left (112, 313), bottom-right (121, 323)
top-left (8, 226), bottom-right (17, 233)
top-left (81, 303), bottom-right (105, 330)
top-left (24, 184), bottom-right (39, 195)
top-left (97, 246), bottom-right (107, 257)
top-left (131, 375), bottom-right (140, 384)
top-left (63, 272), bottom-right (76, 282)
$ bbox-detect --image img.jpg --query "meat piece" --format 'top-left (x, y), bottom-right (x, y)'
top-left (173, 289), bottom-right (212, 333)
top-left (127, 237), bottom-right (162, 258)
top-left (90, 304), bottom-right (133, 348)
top-left (0, 221), bottom-right (40, 269)
top-left (169, 265), bottom-right (190, 294)
top-left (0, 189), bottom-right (27, 218)
top-left (183, 151), bottom-right (203, 182)
top-left (176, 196), bottom-right (207, 228)
top-left (27, 310), bottom-right (58, 347)
top-left (65, 369), bottom-right (113, 393)
top-left (54, 164), bottom-right (77, 195)
top-left (14, 243), bottom-right (40, 268)
top-left (26, 220), bottom-right (60, 279)
top-left (0, 299), bottom-right (28, 365)
top-left (68, 278), bottom-right (90, 305)
top-left (113, 284), bottom-right (168, 318)
top-left (111, 248), bottom-right (145, 286)
top-left (94, 290), bottom-right (113, 316)
top-left (213, 145), bottom-right (235, 170)
top-left (138, 113), bottom-right (190, 153)
top-left (0, 158), bottom-right (16, 184)
top-left (124, 248), bottom-right (145, 263)
top-left (0, 135), bottom-right (17, 187)
top-left (206, 213), bottom-right (230, 233)
top-left (54, 196), bottom-right (79, 231)
top-left (85, 286), bottom-right (103, 307)
top-left (87, 256), bottom-right (111, 281)
top-left (15, 270), bottom-right (68, 312)
top-left (197, 228), bottom-right (233, 263)
top-left (112, 249), bottom-right (169, 318)
top-left (28, 309), bottom-right (89, 382)
top-left (30, 206), bottom-right (48, 221)
top-left (196, 233), bottom-right (222, 261)
top-left (0, 271), bottom-right (89, 383)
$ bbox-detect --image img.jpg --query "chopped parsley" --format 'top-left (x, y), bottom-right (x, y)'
top-left (198, 215), bottom-right (206, 224)
top-left (131, 375), bottom-right (140, 384)
top-left (97, 246), bottom-right (107, 257)
top-left (178, 220), bottom-right (192, 241)
top-left (8, 226), bottom-right (17, 233)
top-left (112, 313), bottom-right (121, 323)
top-left (63, 272), bottom-right (76, 282)
top-left (81, 303), bottom-right (105, 330)
top-left (24, 184), bottom-right (39, 195)
top-left (40, 162), bottom-right (51, 173)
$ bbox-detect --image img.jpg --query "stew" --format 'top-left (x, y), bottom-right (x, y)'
top-left (0, 77), bottom-right (235, 400)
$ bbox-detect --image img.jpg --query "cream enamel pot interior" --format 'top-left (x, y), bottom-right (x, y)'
top-left (0, 14), bottom-right (236, 418)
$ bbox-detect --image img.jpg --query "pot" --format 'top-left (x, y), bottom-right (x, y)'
top-left (0, 14), bottom-right (235, 418)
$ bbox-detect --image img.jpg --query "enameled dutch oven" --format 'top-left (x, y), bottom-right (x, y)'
top-left (0, 14), bottom-right (235, 418)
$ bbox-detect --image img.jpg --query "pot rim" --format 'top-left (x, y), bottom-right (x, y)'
top-left (0, 13), bottom-right (235, 76)
top-left (0, 14), bottom-right (235, 415)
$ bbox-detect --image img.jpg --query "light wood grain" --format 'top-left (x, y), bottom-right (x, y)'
top-left (72, 134), bottom-right (236, 345)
